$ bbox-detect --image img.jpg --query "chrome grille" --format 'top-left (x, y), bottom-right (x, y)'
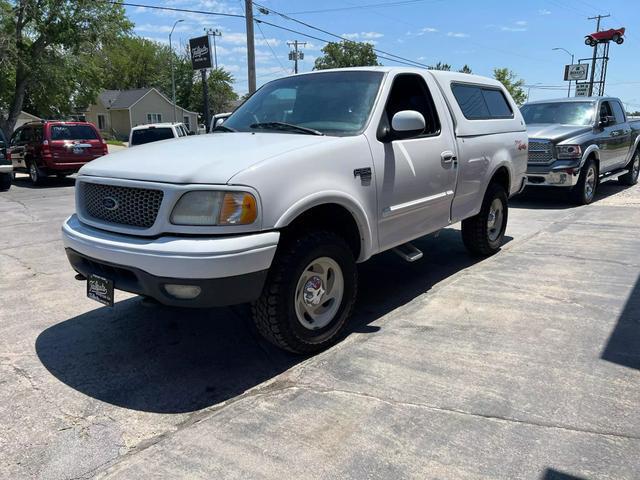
top-left (528, 141), bottom-right (554, 164)
top-left (80, 182), bottom-right (163, 228)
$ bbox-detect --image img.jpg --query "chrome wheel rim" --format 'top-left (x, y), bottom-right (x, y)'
top-left (29, 163), bottom-right (38, 182)
top-left (487, 198), bottom-right (504, 242)
top-left (294, 257), bottom-right (344, 330)
top-left (585, 166), bottom-right (596, 200)
top-left (633, 154), bottom-right (640, 180)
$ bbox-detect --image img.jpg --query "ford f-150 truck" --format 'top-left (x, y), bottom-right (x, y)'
top-left (62, 67), bottom-right (527, 353)
top-left (521, 97), bottom-right (640, 204)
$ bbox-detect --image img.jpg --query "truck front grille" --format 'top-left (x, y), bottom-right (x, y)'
top-left (80, 182), bottom-right (163, 229)
top-left (528, 141), bottom-right (554, 164)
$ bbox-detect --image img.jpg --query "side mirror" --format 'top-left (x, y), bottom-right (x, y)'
top-left (599, 115), bottom-right (615, 127)
top-left (391, 110), bottom-right (425, 139)
top-left (215, 118), bottom-right (226, 127)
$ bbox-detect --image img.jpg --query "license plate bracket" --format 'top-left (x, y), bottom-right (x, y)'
top-left (87, 274), bottom-right (114, 307)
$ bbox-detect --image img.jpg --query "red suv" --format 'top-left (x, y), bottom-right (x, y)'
top-left (9, 121), bottom-right (108, 185)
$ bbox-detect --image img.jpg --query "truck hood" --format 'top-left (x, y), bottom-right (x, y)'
top-left (526, 124), bottom-right (592, 143)
top-left (79, 133), bottom-right (340, 184)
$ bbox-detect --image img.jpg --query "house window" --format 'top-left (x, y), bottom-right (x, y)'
top-left (97, 114), bottom-right (106, 130)
top-left (183, 116), bottom-right (191, 131)
top-left (147, 113), bottom-right (162, 123)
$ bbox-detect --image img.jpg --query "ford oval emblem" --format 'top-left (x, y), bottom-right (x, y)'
top-left (102, 196), bottom-right (119, 211)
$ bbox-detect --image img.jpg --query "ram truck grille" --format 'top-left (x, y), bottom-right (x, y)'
top-left (80, 182), bottom-right (163, 229)
top-left (528, 140), bottom-right (554, 164)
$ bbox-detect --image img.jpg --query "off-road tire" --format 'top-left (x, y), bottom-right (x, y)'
top-left (461, 182), bottom-right (508, 256)
top-left (619, 149), bottom-right (639, 186)
top-left (28, 160), bottom-right (46, 185)
top-left (571, 158), bottom-right (598, 205)
top-left (0, 173), bottom-right (11, 191)
top-left (251, 230), bottom-right (357, 354)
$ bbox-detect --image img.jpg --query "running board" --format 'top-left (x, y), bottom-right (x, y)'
top-left (393, 242), bottom-right (423, 262)
top-left (600, 168), bottom-right (628, 183)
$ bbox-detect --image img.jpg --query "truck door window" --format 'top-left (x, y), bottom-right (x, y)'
top-left (600, 101), bottom-right (613, 122)
top-left (382, 74), bottom-right (441, 137)
top-left (610, 101), bottom-right (626, 125)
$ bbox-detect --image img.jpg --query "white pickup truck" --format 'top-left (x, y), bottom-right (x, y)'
top-left (62, 67), bottom-right (527, 353)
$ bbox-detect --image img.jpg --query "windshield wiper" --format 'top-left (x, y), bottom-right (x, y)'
top-left (212, 124), bottom-right (236, 132)
top-left (249, 122), bottom-right (324, 136)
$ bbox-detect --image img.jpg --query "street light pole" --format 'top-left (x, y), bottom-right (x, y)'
top-left (553, 47), bottom-right (575, 98)
top-left (169, 19), bottom-right (184, 123)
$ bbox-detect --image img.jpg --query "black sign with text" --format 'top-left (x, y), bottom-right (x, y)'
top-left (189, 35), bottom-right (212, 70)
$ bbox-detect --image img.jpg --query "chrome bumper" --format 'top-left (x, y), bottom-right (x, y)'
top-left (526, 168), bottom-right (580, 187)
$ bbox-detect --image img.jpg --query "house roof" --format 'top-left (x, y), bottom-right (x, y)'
top-left (99, 88), bottom-right (151, 109)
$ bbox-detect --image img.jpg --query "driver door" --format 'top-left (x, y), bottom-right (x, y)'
top-left (371, 73), bottom-right (458, 250)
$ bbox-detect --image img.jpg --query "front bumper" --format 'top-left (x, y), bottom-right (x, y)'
top-left (62, 215), bottom-right (279, 307)
top-left (526, 164), bottom-right (581, 187)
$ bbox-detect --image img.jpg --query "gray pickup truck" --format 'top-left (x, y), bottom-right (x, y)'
top-left (521, 97), bottom-right (640, 204)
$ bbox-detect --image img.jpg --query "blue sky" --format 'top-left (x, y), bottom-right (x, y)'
top-left (126, 0), bottom-right (640, 110)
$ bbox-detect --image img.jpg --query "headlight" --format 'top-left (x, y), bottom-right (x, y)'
top-left (171, 191), bottom-right (258, 226)
top-left (556, 145), bottom-right (582, 159)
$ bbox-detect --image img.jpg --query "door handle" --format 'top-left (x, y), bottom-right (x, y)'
top-left (441, 151), bottom-right (456, 163)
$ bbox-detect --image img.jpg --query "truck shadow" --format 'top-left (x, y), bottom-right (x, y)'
top-left (601, 273), bottom-right (640, 370)
top-left (35, 228), bottom-right (501, 414)
top-left (12, 174), bottom-right (76, 189)
top-left (512, 183), bottom-right (629, 210)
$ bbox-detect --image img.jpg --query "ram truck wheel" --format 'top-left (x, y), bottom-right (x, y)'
top-left (461, 183), bottom-right (508, 256)
top-left (571, 158), bottom-right (598, 205)
top-left (619, 150), bottom-right (639, 186)
top-left (252, 230), bottom-right (357, 354)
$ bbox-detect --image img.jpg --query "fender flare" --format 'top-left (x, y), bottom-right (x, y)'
top-left (274, 190), bottom-right (375, 262)
top-left (580, 144), bottom-right (600, 168)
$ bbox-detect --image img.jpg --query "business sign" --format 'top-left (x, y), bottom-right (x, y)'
top-left (575, 83), bottom-right (590, 97)
top-left (564, 64), bottom-right (588, 81)
top-left (189, 35), bottom-right (212, 70)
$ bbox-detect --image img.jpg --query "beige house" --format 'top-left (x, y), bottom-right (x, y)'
top-left (82, 88), bottom-right (199, 140)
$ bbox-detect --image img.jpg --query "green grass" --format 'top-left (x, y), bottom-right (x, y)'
top-left (106, 139), bottom-right (125, 146)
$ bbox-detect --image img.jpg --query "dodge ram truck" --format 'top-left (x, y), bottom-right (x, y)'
top-left (521, 97), bottom-right (640, 204)
top-left (62, 67), bottom-right (527, 354)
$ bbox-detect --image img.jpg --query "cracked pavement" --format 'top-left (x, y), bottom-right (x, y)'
top-left (1, 175), bottom-right (639, 479)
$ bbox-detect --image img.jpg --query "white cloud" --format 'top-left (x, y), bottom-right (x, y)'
top-left (447, 32), bottom-right (470, 38)
top-left (539, 9), bottom-right (552, 15)
top-left (515, 20), bottom-right (527, 26)
top-left (341, 31), bottom-right (384, 40)
top-left (501, 26), bottom-right (527, 32)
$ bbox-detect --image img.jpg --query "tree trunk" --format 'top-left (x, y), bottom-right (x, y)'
top-left (0, 64), bottom-right (28, 139)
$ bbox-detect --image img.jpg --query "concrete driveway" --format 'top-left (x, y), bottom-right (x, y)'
top-left (0, 176), bottom-right (638, 479)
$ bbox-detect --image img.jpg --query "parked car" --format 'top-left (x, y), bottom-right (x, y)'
top-left (585, 27), bottom-right (625, 46)
top-left (129, 122), bottom-right (192, 147)
top-left (521, 97), bottom-right (640, 204)
top-left (9, 121), bottom-right (107, 185)
top-left (0, 129), bottom-right (11, 191)
top-left (209, 112), bottom-right (232, 133)
top-left (62, 67), bottom-right (527, 353)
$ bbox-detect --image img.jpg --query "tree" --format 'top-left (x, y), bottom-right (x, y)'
top-left (429, 62), bottom-right (451, 71)
top-left (0, 0), bottom-right (132, 138)
top-left (314, 41), bottom-right (380, 70)
top-left (493, 68), bottom-right (526, 106)
top-left (189, 68), bottom-right (238, 117)
top-left (459, 64), bottom-right (472, 74)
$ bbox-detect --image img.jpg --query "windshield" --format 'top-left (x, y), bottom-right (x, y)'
top-left (223, 71), bottom-right (384, 136)
top-left (520, 102), bottom-right (595, 126)
top-left (50, 125), bottom-right (99, 140)
top-left (131, 128), bottom-right (174, 145)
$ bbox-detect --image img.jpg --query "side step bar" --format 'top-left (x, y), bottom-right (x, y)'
top-left (393, 242), bottom-right (423, 262)
top-left (600, 168), bottom-right (629, 183)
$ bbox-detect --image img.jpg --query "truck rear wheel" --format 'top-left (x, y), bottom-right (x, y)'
top-left (461, 183), bottom-right (508, 256)
top-left (619, 150), bottom-right (639, 186)
top-left (252, 230), bottom-right (357, 354)
top-left (571, 158), bottom-right (598, 205)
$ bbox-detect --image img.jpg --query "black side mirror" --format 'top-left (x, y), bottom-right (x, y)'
top-left (599, 115), bottom-right (615, 127)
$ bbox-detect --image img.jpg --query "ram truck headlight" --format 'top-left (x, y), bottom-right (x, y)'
top-left (170, 191), bottom-right (258, 226)
top-left (556, 145), bottom-right (582, 159)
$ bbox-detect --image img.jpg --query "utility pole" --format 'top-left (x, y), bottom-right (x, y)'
top-left (287, 40), bottom-right (306, 74)
top-left (206, 28), bottom-right (222, 69)
top-left (245, 0), bottom-right (256, 93)
top-left (169, 19), bottom-right (184, 123)
top-left (202, 69), bottom-right (210, 131)
top-left (587, 14), bottom-right (610, 96)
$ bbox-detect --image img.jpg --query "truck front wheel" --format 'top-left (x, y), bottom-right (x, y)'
top-left (252, 230), bottom-right (357, 354)
top-left (619, 150), bottom-right (639, 186)
top-left (461, 183), bottom-right (508, 256)
top-left (571, 158), bottom-right (598, 205)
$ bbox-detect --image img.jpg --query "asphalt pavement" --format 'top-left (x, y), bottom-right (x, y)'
top-left (0, 175), bottom-right (638, 479)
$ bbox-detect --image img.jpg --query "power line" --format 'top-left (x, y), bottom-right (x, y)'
top-left (253, 1), bottom-right (432, 69)
top-left (255, 21), bottom-right (288, 73)
top-left (108, 1), bottom-right (244, 18)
